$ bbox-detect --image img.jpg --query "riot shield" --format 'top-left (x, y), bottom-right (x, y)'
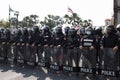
top-left (16, 44), bottom-right (25, 64)
top-left (0, 43), bottom-right (8, 62)
top-left (37, 46), bottom-right (45, 67)
top-left (7, 44), bottom-right (16, 64)
top-left (0, 44), bottom-right (4, 62)
top-left (49, 46), bottom-right (63, 71)
top-left (43, 46), bottom-right (51, 68)
top-left (0, 44), bottom-right (5, 61)
top-left (79, 47), bottom-right (96, 75)
top-left (26, 44), bottom-right (37, 66)
top-left (62, 47), bottom-right (79, 74)
top-left (98, 48), bottom-right (119, 77)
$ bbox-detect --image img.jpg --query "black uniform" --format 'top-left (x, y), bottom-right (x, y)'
top-left (17, 28), bottom-right (28, 64)
top-left (100, 25), bottom-right (118, 70)
top-left (26, 26), bottom-right (40, 66)
top-left (80, 26), bottom-right (96, 68)
top-left (66, 28), bottom-right (80, 66)
top-left (52, 27), bottom-right (65, 66)
top-left (26, 29), bottom-right (34, 64)
top-left (42, 26), bottom-right (52, 65)
top-left (15, 29), bottom-right (25, 64)
top-left (116, 24), bottom-right (120, 70)
top-left (63, 27), bottom-right (70, 65)
top-left (94, 26), bottom-right (103, 68)
top-left (0, 29), bottom-right (11, 62)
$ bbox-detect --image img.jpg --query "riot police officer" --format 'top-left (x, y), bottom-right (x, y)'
top-left (32, 26), bottom-right (43, 66)
top-left (66, 28), bottom-right (80, 67)
top-left (115, 24), bottom-right (120, 70)
top-left (26, 26), bottom-right (40, 66)
top-left (100, 25), bottom-right (118, 70)
top-left (80, 26), bottom-right (96, 68)
top-left (94, 26), bottom-right (103, 68)
top-left (26, 28), bottom-right (34, 66)
top-left (63, 26), bottom-right (70, 65)
top-left (42, 25), bottom-right (52, 67)
top-left (52, 26), bottom-right (65, 66)
top-left (0, 29), bottom-right (11, 63)
top-left (11, 29), bottom-right (22, 64)
top-left (0, 29), bottom-right (2, 61)
top-left (17, 27), bottom-right (28, 64)
top-left (15, 29), bottom-right (24, 65)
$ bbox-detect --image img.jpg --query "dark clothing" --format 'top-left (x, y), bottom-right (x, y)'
top-left (94, 35), bottom-right (103, 49)
top-left (66, 35), bottom-right (80, 49)
top-left (52, 33), bottom-right (65, 47)
top-left (101, 34), bottom-right (118, 48)
top-left (42, 33), bottom-right (52, 46)
top-left (28, 34), bottom-right (34, 45)
top-left (81, 35), bottom-right (96, 47)
top-left (22, 34), bottom-right (28, 44)
top-left (117, 37), bottom-right (120, 48)
top-left (32, 32), bottom-right (42, 46)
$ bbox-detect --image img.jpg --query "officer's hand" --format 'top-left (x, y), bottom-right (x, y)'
top-left (44, 44), bottom-right (48, 47)
top-left (7, 42), bottom-right (10, 45)
top-left (13, 43), bottom-right (16, 46)
top-left (90, 46), bottom-right (94, 51)
top-left (32, 44), bottom-right (35, 47)
top-left (38, 44), bottom-right (41, 47)
top-left (100, 46), bottom-right (104, 50)
top-left (22, 43), bottom-right (24, 46)
top-left (50, 45), bottom-right (53, 48)
top-left (113, 46), bottom-right (118, 52)
top-left (17, 43), bottom-right (20, 46)
top-left (2, 42), bottom-right (6, 45)
top-left (57, 45), bottom-right (61, 48)
top-left (26, 43), bottom-right (29, 47)
top-left (79, 46), bottom-right (83, 50)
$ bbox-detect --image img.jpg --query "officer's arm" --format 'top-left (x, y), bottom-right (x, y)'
top-left (79, 38), bottom-right (83, 49)
top-left (100, 35), bottom-right (105, 50)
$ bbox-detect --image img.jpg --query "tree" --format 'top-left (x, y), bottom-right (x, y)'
top-left (22, 16), bottom-right (30, 27)
top-left (0, 19), bottom-right (9, 28)
top-left (64, 13), bottom-right (83, 27)
top-left (82, 19), bottom-right (93, 27)
top-left (30, 15), bottom-right (39, 25)
top-left (40, 14), bottom-right (64, 29)
top-left (21, 14), bottom-right (39, 27)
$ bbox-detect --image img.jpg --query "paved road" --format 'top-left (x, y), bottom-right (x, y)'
top-left (0, 63), bottom-right (119, 80)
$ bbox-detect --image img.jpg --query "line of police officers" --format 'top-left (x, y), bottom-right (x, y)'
top-left (0, 24), bottom-right (120, 74)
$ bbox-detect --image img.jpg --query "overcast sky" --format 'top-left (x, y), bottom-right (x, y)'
top-left (0, 0), bottom-right (113, 26)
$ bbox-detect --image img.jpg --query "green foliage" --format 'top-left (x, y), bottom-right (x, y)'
top-left (22, 14), bottom-right (39, 27)
top-left (0, 13), bottom-right (93, 29)
top-left (40, 14), bottom-right (64, 29)
top-left (0, 20), bottom-right (10, 28)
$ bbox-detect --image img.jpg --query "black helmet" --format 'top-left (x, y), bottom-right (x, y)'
top-left (33, 26), bottom-right (39, 33)
top-left (116, 24), bottom-right (120, 31)
top-left (4, 29), bottom-right (11, 35)
top-left (94, 26), bottom-right (102, 35)
top-left (55, 26), bottom-right (62, 34)
top-left (64, 26), bottom-right (70, 35)
top-left (28, 28), bottom-right (33, 36)
top-left (68, 28), bottom-right (77, 36)
top-left (17, 29), bottom-right (22, 36)
top-left (42, 25), bottom-right (50, 34)
top-left (79, 27), bottom-right (85, 36)
top-left (106, 25), bottom-right (116, 35)
top-left (23, 27), bottom-right (28, 35)
top-left (85, 26), bottom-right (93, 35)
